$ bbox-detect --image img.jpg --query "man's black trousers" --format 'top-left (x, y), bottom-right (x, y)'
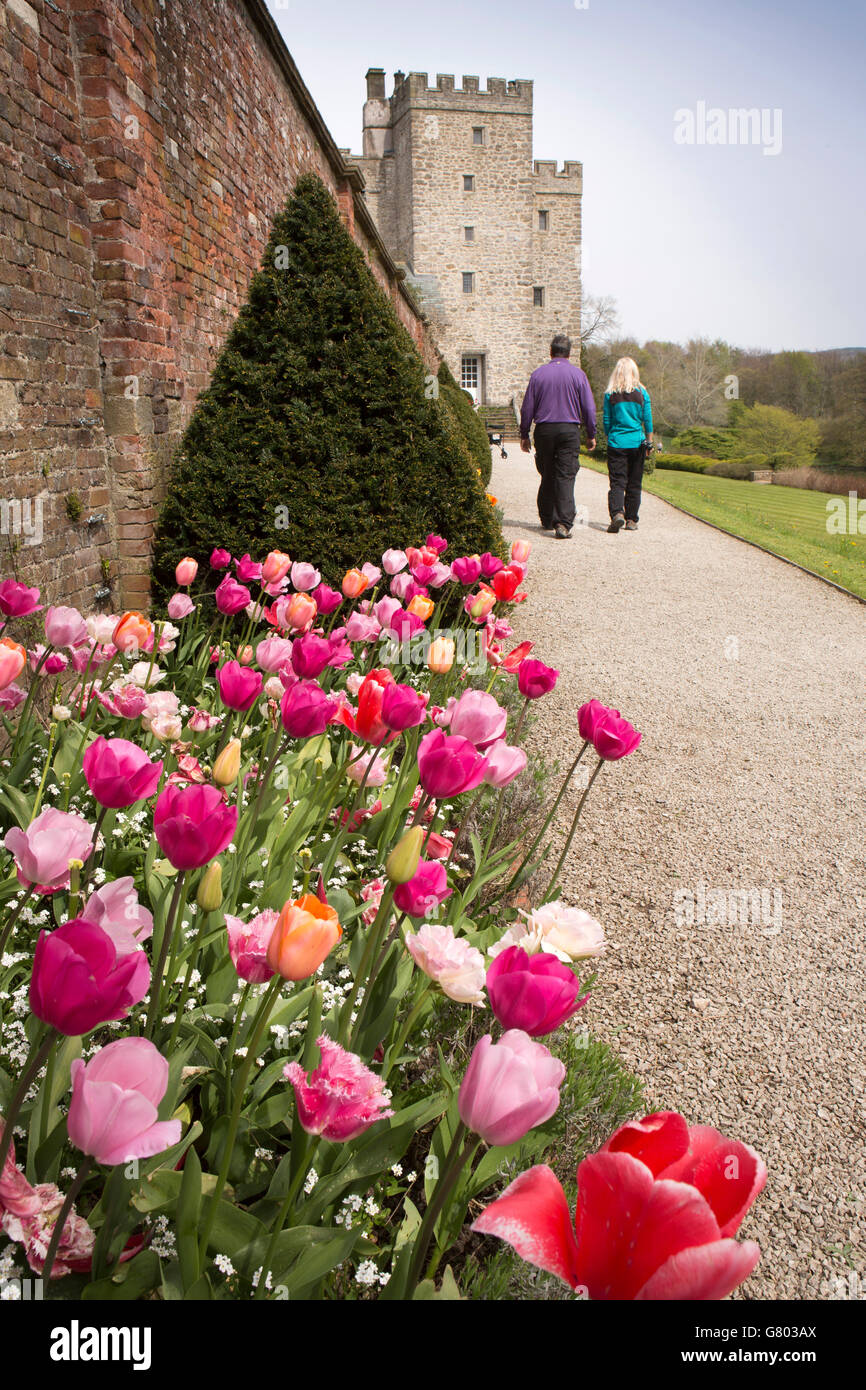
top-left (533, 422), bottom-right (581, 529)
top-left (607, 445), bottom-right (645, 521)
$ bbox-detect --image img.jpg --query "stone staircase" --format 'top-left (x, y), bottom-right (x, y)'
top-left (479, 402), bottom-right (518, 434)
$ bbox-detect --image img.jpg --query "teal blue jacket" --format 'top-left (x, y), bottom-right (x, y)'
top-left (603, 387), bottom-right (653, 449)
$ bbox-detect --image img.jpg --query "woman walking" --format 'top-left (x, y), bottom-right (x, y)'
top-left (602, 358), bottom-right (653, 533)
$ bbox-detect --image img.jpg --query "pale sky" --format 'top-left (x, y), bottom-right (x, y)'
top-left (265, 0), bottom-right (865, 352)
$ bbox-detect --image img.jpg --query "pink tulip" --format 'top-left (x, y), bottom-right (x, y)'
top-left (486, 945), bottom-right (588, 1037)
top-left (326, 629), bottom-right (353, 668)
top-left (0, 638), bottom-right (26, 690)
top-left (0, 1145), bottom-right (95, 1276)
top-left (44, 606), bottom-right (87, 650)
top-left (254, 635), bottom-right (293, 673)
top-left (483, 740), bottom-right (527, 787)
top-left (284, 1034), bottom-right (394, 1142)
top-left (345, 611), bottom-right (381, 644)
top-left (82, 736), bottom-right (163, 809)
top-left (5, 808), bottom-right (94, 894)
top-left (153, 783), bottom-right (238, 870)
top-left (97, 682), bottom-right (148, 719)
top-left (373, 595), bottom-right (402, 629)
top-left (417, 727), bottom-right (488, 799)
top-left (291, 632), bottom-right (332, 679)
top-left (382, 548), bottom-right (408, 575)
top-left (387, 608), bottom-right (424, 642)
top-left (473, 1110), bottom-right (766, 1300)
top-left (279, 592), bottom-right (317, 632)
top-left (451, 556), bottom-right (482, 586)
top-left (442, 689), bottom-right (507, 750)
top-left (346, 744), bottom-right (388, 786)
top-left (389, 571), bottom-right (415, 601)
top-left (290, 561), bottom-right (321, 591)
top-left (517, 659), bottom-right (559, 699)
top-left (465, 587), bottom-right (497, 623)
top-left (28, 646), bottom-right (67, 675)
top-left (0, 580), bottom-right (42, 618)
top-left (260, 551), bottom-right (291, 585)
top-left (68, 1038), bottom-right (181, 1166)
top-left (215, 574), bottom-right (251, 615)
top-left (216, 660), bottom-right (263, 711)
top-left (0, 683), bottom-right (26, 710)
top-left (235, 553), bottom-right (262, 583)
top-left (225, 909), bottom-right (279, 982)
top-left (30, 919), bottom-right (150, 1035)
top-left (80, 876), bottom-right (153, 955)
top-left (361, 562), bottom-right (381, 585)
top-left (175, 557), bottom-right (198, 586)
top-left (311, 582), bottom-right (342, 615)
top-left (381, 682), bottom-right (427, 733)
top-left (393, 859), bottom-right (452, 919)
top-left (167, 592), bottom-right (195, 620)
top-left (577, 699), bottom-right (642, 760)
top-left (406, 923), bottom-right (485, 1004)
top-left (459, 1030), bottom-right (565, 1146)
top-left (480, 552), bottom-right (504, 577)
top-left (187, 706), bottom-right (222, 732)
top-left (428, 561), bottom-right (452, 588)
top-left (511, 539), bottom-right (532, 565)
top-left (210, 548), bottom-right (231, 569)
top-left (425, 533), bottom-right (448, 554)
top-left (280, 680), bottom-right (337, 737)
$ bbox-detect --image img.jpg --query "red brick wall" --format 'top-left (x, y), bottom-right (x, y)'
top-left (0, 0), bottom-right (437, 611)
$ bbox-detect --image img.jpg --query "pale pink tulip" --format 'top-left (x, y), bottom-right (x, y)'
top-left (406, 923), bottom-right (486, 1004)
top-left (67, 1038), bottom-right (181, 1166)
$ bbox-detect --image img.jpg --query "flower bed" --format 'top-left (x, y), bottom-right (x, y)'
top-left (0, 542), bottom-right (765, 1301)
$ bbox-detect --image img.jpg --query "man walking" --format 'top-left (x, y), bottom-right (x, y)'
top-left (519, 334), bottom-right (597, 539)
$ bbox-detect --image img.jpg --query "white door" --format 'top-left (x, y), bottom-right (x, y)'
top-left (461, 355), bottom-right (480, 404)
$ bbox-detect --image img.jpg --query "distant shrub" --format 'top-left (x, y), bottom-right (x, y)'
top-left (705, 460), bottom-right (756, 480)
top-left (654, 454), bottom-right (720, 473)
top-left (773, 468), bottom-right (866, 499)
top-left (669, 427), bottom-right (735, 458)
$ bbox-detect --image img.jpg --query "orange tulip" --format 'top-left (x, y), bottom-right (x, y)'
top-left (427, 635), bottom-right (455, 674)
top-left (112, 611), bottom-right (153, 656)
top-left (407, 594), bottom-right (434, 621)
top-left (342, 568), bottom-right (369, 599)
top-left (284, 592), bottom-right (317, 632)
top-left (262, 550), bottom-right (291, 584)
top-left (266, 894), bottom-right (342, 981)
top-left (0, 637), bottom-right (26, 691)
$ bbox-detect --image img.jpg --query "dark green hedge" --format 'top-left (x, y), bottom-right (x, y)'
top-left (436, 361), bottom-right (493, 489)
top-left (152, 175), bottom-right (503, 595)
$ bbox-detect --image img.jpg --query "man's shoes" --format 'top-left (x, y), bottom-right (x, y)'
top-left (607, 513), bottom-right (625, 534)
top-left (625, 519), bottom-right (638, 531)
top-left (554, 524), bottom-right (573, 539)
top-left (539, 519), bottom-right (555, 532)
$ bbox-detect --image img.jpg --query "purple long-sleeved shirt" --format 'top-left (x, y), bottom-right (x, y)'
top-left (519, 357), bottom-right (597, 439)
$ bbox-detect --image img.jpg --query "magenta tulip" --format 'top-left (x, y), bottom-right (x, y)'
top-left (44, 605), bottom-right (87, 650)
top-left (0, 579), bottom-right (41, 618)
top-left (417, 727), bottom-right (488, 799)
top-left (486, 945), bottom-right (587, 1036)
top-left (68, 1038), bottom-right (181, 1165)
top-left (210, 548), bottom-right (231, 569)
top-left (280, 680), bottom-right (337, 737)
top-left (426, 533), bottom-right (448, 554)
top-left (459, 1030), bottom-right (565, 1146)
top-left (291, 633), bottom-right (332, 679)
top-left (216, 660), bottom-right (263, 711)
top-left (214, 575), bottom-right (251, 615)
top-left (517, 658), bottom-right (559, 699)
top-left (443, 689), bottom-right (507, 750)
top-left (393, 859), bottom-right (452, 919)
top-left (311, 582), bottom-right (343, 615)
top-left (381, 682), bottom-right (427, 733)
top-left (483, 740), bottom-right (527, 788)
top-left (577, 699), bottom-right (642, 760)
top-left (82, 736), bottom-right (163, 809)
top-left (5, 808), bottom-right (94, 894)
top-left (153, 783), bottom-right (238, 870)
top-left (451, 556), bottom-right (482, 586)
top-left (30, 919), bottom-right (150, 1035)
top-left (284, 1035), bottom-right (394, 1142)
top-left (235, 553), bottom-right (261, 583)
top-left (480, 552), bottom-right (504, 577)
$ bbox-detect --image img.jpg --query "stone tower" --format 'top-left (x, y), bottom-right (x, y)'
top-left (353, 68), bottom-right (583, 408)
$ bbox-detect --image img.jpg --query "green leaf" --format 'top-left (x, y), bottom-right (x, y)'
top-left (176, 1145), bottom-right (203, 1290)
top-left (82, 1249), bottom-right (161, 1301)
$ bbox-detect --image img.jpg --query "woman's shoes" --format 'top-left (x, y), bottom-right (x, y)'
top-left (607, 513), bottom-right (625, 533)
top-left (554, 524), bottom-right (573, 539)
top-left (625, 519), bottom-right (638, 531)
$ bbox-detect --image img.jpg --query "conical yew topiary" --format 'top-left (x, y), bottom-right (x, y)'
top-left (152, 174), bottom-right (502, 594)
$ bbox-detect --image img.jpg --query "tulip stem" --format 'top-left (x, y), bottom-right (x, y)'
top-left (543, 756), bottom-right (605, 901)
top-left (494, 741), bottom-right (590, 902)
top-left (339, 885), bottom-right (395, 1047)
top-left (198, 973), bottom-right (284, 1269)
top-left (0, 882), bottom-right (36, 958)
top-left (405, 1122), bottom-right (473, 1295)
top-left (144, 871), bottom-right (186, 1039)
top-left (0, 1029), bottom-right (57, 1177)
top-left (41, 1154), bottom-right (93, 1286)
top-left (166, 908), bottom-right (213, 1052)
top-left (253, 1136), bottom-right (316, 1300)
top-left (350, 911), bottom-right (408, 1048)
top-left (223, 980), bottom-right (252, 1109)
top-left (10, 645), bottom-right (52, 761)
top-left (28, 722), bottom-right (57, 823)
top-left (452, 786), bottom-right (483, 857)
top-left (382, 980), bottom-right (431, 1084)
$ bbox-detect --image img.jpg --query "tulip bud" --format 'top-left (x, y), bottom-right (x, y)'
top-left (212, 737), bottom-right (241, 787)
top-left (197, 860), bottom-right (223, 912)
top-left (385, 825), bottom-right (425, 885)
top-left (52, 703), bottom-right (72, 721)
top-left (175, 556), bottom-right (198, 587)
top-left (427, 636), bottom-right (455, 674)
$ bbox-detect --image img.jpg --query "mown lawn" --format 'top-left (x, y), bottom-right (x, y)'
top-left (581, 457), bottom-right (866, 600)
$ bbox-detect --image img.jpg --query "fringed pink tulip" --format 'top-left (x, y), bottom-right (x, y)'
top-left (284, 1035), bottom-right (394, 1141)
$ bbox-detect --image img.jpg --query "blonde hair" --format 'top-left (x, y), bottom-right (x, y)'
top-left (606, 357), bottom-right (642, 394)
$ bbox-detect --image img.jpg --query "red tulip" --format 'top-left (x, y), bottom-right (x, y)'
top-left (473, 1110), bottom-right (766, 1300)
top-left (491, 567), bottom-right (521, 602)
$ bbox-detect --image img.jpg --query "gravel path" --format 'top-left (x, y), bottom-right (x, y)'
top-left (493, 445), bottom-right (866, 1301)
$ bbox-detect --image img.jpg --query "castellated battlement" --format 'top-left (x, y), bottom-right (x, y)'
top-left (388, 71), bottom-right (534, 111)
top-left (533, 159), bottom-right (583, 189)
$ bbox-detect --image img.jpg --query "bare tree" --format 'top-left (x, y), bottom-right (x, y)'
top-left (580, 290), bottom-right (619, 347)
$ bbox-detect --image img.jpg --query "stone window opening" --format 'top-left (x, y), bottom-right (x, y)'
top-left (464, 226), bottom-right (475, 242)
top-left (463, 272), bottom-right (475, 294)
top-left (533, 286), bottom-right (545, 307)
top-left (472, 126), bottom-right (485, 145)
top-left (538, 210), bottom-right (549, 231)
top-left (463, 174), bottom-right (475, 191)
